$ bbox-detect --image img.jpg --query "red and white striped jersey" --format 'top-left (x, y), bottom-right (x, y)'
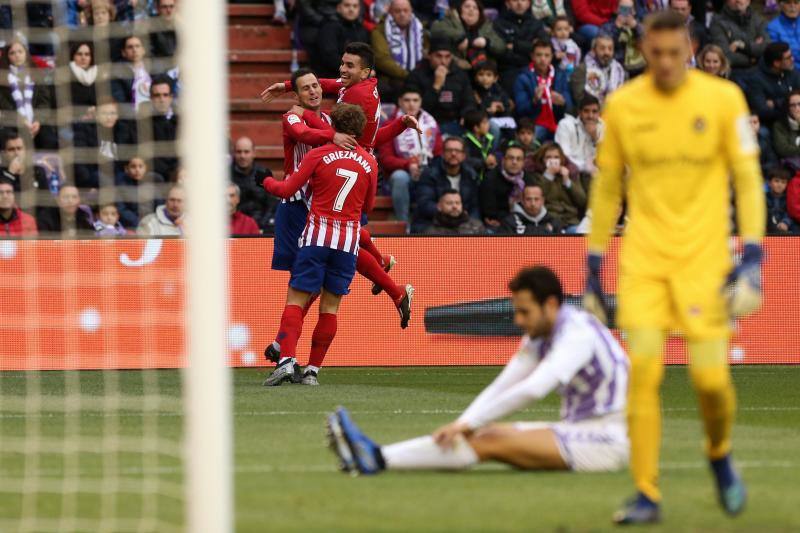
top-left (263, 143), bottom-right (378, 255)
top-left (281, 110), bottom-right (333, 203)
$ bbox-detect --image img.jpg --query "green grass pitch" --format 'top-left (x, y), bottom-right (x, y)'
top-left (2, 366), bottom-right (799, 531)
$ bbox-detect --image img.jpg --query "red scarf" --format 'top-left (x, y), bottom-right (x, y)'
top-left (530, 63), bottom-right (557, 132)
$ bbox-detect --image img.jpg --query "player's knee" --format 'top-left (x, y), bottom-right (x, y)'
top-left (689, 365), bottom-right (730, 395)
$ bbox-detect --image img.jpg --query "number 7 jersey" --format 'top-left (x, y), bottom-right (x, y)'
top-left (262, 142), bottom-right (378, 255)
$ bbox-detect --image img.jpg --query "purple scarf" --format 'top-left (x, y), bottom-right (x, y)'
top-left (502, 169), bottom-right (526, 206)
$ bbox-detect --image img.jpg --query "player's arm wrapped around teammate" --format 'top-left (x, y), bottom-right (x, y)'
top-left (583, 95), bottom-right (625, 325)
top-left (262, 151), bottom-right (317, 198)
top-left (724, 87), bottom-right (766, 316)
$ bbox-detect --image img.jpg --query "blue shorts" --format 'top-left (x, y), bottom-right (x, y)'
top-left (360, 213), bottom-right (368, 226)
top-left (290, 246), bottom-right (357, 296)
top-left (271, 200), bottom-right (309, 271)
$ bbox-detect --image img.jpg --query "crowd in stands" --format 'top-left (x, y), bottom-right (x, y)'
top-left (3, 0), bottom-right (800, 239)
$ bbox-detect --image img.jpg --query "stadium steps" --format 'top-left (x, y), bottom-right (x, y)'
top-left (228, 4), bottom-right (275, 25)
top-left (229, 25), bottom-right (292, 50)
top-left (228, 50), bottom-right (307, 73)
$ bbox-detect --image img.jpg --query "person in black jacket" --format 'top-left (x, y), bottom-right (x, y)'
top-left (479, 143), bottom-right (534, 230)
top-left (500, 182), bottom-right (562, 235)
top-left (68, 42), bottom-right (98, 111)
top-left (149, 0), bottom-right (177, 60)
top-left (36, 184), bottom-right (96, 238)
top-left (0, 133), bottom-right (49, 193)
top-left (138, 76), bottom-right (179, 180)
top-left (404, 36), bottom-right (477, 136)
top-left (297, 0), bottom-right (340, 69)
top-left (115, 155), bottom-right (165, 229)
top-left (492, 0), bottom-right (549, 93)
top-left (230, 136), bottom-right (275, 232)
top-left (316, 0), bottom-right (370, 78)
top-left (743, 42), bottom-right (800, 127)
top-left (413, 137), bottom-right (480, 233)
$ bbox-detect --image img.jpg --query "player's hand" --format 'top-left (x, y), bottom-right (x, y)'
top-left (432, 421), bottom-right (471, 449)
top-left (333, 132), bottom-right (357, 151)
top-left (260, 82), bottom-right (287, 103)
top-left (583, 253), bottom-right (609, 325)
top-left (289, 104), bottom-right (306, 117)
top-left (401, 114), bottom-right (422, 134)
top-left (725, 243), bottom-right (763, 317)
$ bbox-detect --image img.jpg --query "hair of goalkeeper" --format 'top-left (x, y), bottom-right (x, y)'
top-left (508, 266), bottom-right (564, 306)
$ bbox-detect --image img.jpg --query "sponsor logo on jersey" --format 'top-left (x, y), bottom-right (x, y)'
top-left (287, 114), bottom-right (301, 125)
top-left (693, 116), bottom-right (706, 133)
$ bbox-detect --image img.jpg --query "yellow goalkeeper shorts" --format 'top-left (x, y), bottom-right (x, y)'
top-left (617, 271), bottom-right (730, 340)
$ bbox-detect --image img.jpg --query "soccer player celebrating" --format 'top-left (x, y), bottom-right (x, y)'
top-left (262, 104), bottom-right (378, 386)
top-left (583, 11), bottom-right (765, 524)
top-left (327, 266), bottom-right (630, 476)
top-left (262, 42), bottom-right (415, 325)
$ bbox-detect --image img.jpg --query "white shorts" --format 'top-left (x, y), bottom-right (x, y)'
top-left (513, 413), bottom-right (629, 473)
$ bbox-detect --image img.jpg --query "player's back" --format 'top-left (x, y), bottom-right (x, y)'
top-left (306, 143), bottom-right (377, 222)
top-left (600, 70), bottom-right (756, 273)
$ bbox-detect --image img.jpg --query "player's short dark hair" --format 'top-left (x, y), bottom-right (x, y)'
top-left (644, 10), bottom-right (689, 33)
top-left (768, 167), bottom-right (791, 181)
top-left (463, 109), bottom-right (488, 132)
top-left (764, 42), bottom-right (790, 66)
top-left (517, 117), bottom-right (535, 133)
top-left (532, 39), bottom-right (554, 54)
top-left (508, 266), bottom-right (564, 306)
top-left (291, 68), bottom-right (318, 91)
top-left (344, 42), bottom-right (374, 71)
top-left (579, 94), bottom-right (600, 110)
top-left (330, 103), bottom-right (366, 138)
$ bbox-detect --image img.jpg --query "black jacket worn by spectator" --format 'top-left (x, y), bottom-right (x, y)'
top-left (492, 8), bottom-right (548, 92)
top-left (404, 59), bottom-right (477, 125)
top-left (743, 60), bottom-right (800, 126)
top-left (413, 160), bottom-right (480, 233)
top-left (424, 211), bottom-right (486, 235)
top-left (475, 82), bottom-right (512, 117)
top-left (500, 203), bottom-right (562, 235)
top-left (148, 112), bottom-right (179, 180)
top-left (115, 170), bottom-right (166, 229)
top-left (479, 167), bottom-right (535, 222)
top-left (36, 206), bottom-right (95, 236)
top-left (72, 119), bottom-right (138, 189)
top-left (231, 162), bottom-right (275, 231)
top-left (1, 164), bottom-right (48, 192)
top-left (297, 0), bottom-right (340, 68)
top-left (149, 17), bottom-right (177, 58)
top-left (316, 15), bottom-right (370, 78)
top-left (709, 5), bottom-right (770, 70)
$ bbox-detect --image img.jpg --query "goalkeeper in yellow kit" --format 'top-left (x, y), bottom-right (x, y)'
top-left (584, 11), bottom-right (765, 525)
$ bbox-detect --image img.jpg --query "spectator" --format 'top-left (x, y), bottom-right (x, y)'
top-left (68, 42), bottom-right (98, 110)
top-left (73, 98), bottom-right (138, 189)
top-left (83, 0), bottom-right (124, 64)
top-left (116, 156), bottom-right (165, 228)
top-left (424, 189), bottom-right (486, 234)
top-left (787, 168), bottom-right (800, 224)
top-left (372, 0), bottom-right (426, 102)
top-left (532, 0), bottom-right (567, 27)
top-left (479, 143), bottom-right (533, 228)
top-left (297, 0), bottom-right (340, 66)
top-left (317, 0), bottom-right (370, 78)
top-left (230, 136), bottom-right (274, 230)
top-left (551, 16), bottom-right (581, 74)
top-left (0, 134), bottom-right (48, 192)
top-left (769, 1), bottom-right (800, 71)
top-left (554, 94), bottom-right (603, 174)
top-left (143, 76), bottom-right (180, 180)
top-left (463, 109), bottom-right (497, 180)
top-left (772, 89), bottom-right (800, 159)
top-left (600, 0), bottom-right (646, 76)
top-left (571, 0), bottom-right (617, 43)
top-left (377, 87), bottom-right (442, 222)
top-left (515, 117), bottom-right (541, 157)
top-left (570, 34), bottom-right (626, 104)
top-left (149, 0), bottom-right (178, 60)
top-left (137, 183), bottom-right (183, 235)
top-left (710, 0), bottom-right (770, 70)
top-left (413, 137), bottom-right (480, 233)
top-left (472, 60), bottom-right (514, 142)
top-left (0, 177), bottom-right (37, 237)
top-left (430, 0), bottom-right (505, 71)
top-left (500, 183), bottom-right (562, 234)
top-left (228, 183), bottom-right (260, 236)
top-left (0, 39), bottom-right (56, 150)
top-left (530, 142), bottom-right (587, 230)
top-left (94, 201), bottom-right (127, 236)
top-left (513, 40), bottom-right (571, 142)
top-left (746, 42), bottom-right (800, 127)
top-left (111, 35), bottom-right (152, 112)
top-left (493, 0), bottom-right (549, 93)
top-left (766, 167), bottom-right (798, 234)
top-left (697, 44), bottom-right (731, 78)
top-left (404, 37), bottom-right (476, 135)
top-left (36, 185), bottom-right (96, 237)
top-left (750, 114), bottom-right (779, 173)
top-left (670, 0), bottom-right (708, 55)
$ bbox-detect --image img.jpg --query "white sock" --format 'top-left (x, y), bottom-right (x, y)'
top-left (271, 341), bottom-right (281, 352)
top-left (305, 365), bottom-right (320, 375)
top-left (381, 435), bottom-right (478, 471)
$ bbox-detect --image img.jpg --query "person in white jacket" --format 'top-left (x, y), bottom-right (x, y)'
top-left (137, 184), bottom-right (184, 236)
top-left (554, 95), bottom-right (604, 174)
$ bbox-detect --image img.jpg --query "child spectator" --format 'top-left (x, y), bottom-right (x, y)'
top-left (551, 16), bottom-right (581, 74)
top-left (515, 118), bottom-right (541, 157)
top-left (766, 167), bottom-right (798, 234)
top-left (472, 60), bottom-right (514, 143)
top-left (462, 109), bottom-right (497, 182)
top-left (94, 201), bottom-right (127, 236)
top-left (116, 156), bottom-right (165, 228)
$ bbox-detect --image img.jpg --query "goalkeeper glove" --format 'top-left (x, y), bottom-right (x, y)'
top-left (583, 252), bottom-right (609, 325)
top-left (725, 243), bottom-right (763, 317)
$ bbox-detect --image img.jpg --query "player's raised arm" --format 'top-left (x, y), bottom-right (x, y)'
top-left (262, 150), bottom-right (319, 198)
top-left (373, 115), bottom-right (422, 148)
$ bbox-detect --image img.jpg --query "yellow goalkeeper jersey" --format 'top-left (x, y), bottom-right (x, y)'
top-left (588, 70), bottom-right (765, 278)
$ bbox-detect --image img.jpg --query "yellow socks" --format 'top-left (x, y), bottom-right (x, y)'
top-left (688, 338), bottom-right (735, 460)
top-left (626, 329), bottom-right (667, 502)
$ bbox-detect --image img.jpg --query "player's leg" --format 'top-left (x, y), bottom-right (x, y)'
top-left (355, 249), bottom-right (414, 328)
top-left (465, 423), bottom-right (568, 470)
top-left (357, 226), bottom-right (387, 267)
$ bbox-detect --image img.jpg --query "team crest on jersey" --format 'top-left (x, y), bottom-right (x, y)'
top-left (693, 116), bottom-right (706, 133)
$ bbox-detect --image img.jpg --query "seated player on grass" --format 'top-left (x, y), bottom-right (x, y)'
top-left (327, 265), bottom-right (630, 475)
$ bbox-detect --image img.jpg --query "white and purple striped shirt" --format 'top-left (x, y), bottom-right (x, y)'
top-left (458, 305), bottom-right (628, 429)
top-left (300, 213), bottom-right (361, 255)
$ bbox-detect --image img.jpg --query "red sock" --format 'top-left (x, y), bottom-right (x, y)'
top-left (357, 250), bottom-right (404, 304)
top-left (308, 313), bottom-right (337, 369)
top-left (359, 227), bottom-right (384, 267)
top-left (303, 293), bottom-right (319, 317)
top-left (275, 305), bottom-right (303, 359)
